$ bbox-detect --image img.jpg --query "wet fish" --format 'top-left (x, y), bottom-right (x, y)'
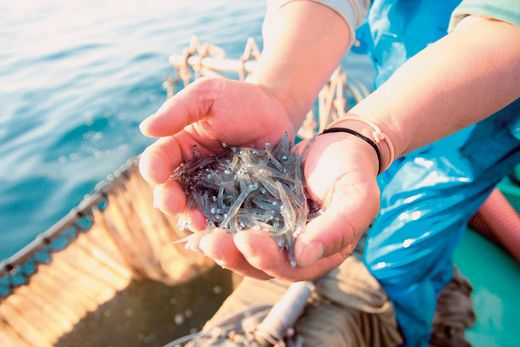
top-left (171, 134), bottom-right (319, 267)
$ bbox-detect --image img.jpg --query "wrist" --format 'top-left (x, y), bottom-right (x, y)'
top-left (248, 77), bottom-right (310, 131)
top-left (323, 132), bottom-right (380, 177)
top-left (246, 1), bottom-right (352, 132)
top-left (326, 114), bottom-right (396, 173)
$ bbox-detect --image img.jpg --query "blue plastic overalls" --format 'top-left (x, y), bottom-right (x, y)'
top-left (354, 1), bottom-right (520, 346)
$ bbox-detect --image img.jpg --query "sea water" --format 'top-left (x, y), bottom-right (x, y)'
top-left (0, 0), bottom-right (373, 260)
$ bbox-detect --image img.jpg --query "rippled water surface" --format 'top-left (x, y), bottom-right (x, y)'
top-left (0, 0), bottom-right (373, 259)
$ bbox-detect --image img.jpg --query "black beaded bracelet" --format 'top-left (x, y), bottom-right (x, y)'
top-left (321, 127), bottom-right (382, 174)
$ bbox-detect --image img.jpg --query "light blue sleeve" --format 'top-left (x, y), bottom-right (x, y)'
top-left (449, 0), bottom-right (520, 30)
top-left (266, 0), bottom-right (370, 43)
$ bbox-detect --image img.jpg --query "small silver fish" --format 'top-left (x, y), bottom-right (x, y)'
top-left (172, 134), bottom-right (319, 267)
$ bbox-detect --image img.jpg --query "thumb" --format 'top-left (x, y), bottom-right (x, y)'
top-left (295, 176), bottom-right (379, 267)
top-left (140, 78), bottom-right (219, 137)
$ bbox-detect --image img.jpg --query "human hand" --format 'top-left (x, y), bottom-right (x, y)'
top-left (140, 77), bottom-right (380, 281)
top-left (199, 132), bottom-right (381, 281)
top-left (139, 77), bottom-right (303, 278)
top-left (140, 76), bottom-right (297, 210)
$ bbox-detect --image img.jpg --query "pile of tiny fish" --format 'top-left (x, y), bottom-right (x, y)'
top-left (172, 134), bottom-right (318, 267)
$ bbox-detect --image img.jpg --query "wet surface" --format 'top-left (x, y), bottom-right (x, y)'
top-left (56, 266), bottom-right (237, 347)
top-left (455, 229), bottom-right (520, 347)
top-left (174, 135), bottom-right (318, 266)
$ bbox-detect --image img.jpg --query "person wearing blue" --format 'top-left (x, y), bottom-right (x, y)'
top-left (139, 0), bottom-right (520, 345)
top-left (357, 1), bottom-right (520, 345)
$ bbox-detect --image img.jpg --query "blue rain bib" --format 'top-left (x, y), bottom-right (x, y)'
top-left (354, 1), bottom-right (520, 346)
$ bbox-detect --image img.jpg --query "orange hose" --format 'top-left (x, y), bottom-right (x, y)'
top-left (469, 213), bottom-right (499, 244)
top-left (471, 189), bottom-right (520, 262)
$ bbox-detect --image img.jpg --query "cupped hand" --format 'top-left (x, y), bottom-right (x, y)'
top-left (140, 77), bottom-right (296, 186)
top-left (140, 77), bottom-right (380, 281)
top-left (205, 132), bottom-right (381, 281)
top-left (140, 77), bottom-right (297, 278)
top-left (140, 77), bottom-right (296, 215)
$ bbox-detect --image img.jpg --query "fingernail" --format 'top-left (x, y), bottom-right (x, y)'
top-left (297, 241), bottom-right (323, 267)
top-left (152, 190), bottom-right (160, 209)
top-left (139, 115), bottom-right (155, 136)
top-left (185, 235), bottom-right (199, 251)
top-left (139, 118), bottom-right (150, 133)
top-left (214, 259), bottom-right (226, 268)
top-left (199, 235), bottom-right (210, 254)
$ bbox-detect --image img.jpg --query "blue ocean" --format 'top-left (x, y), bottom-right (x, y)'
top-left (0, 0), bottom-right (372, 260)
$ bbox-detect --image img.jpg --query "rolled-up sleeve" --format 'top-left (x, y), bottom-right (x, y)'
top-left (266, 0), bottom-right (371, 43)
top-left (449, 0), bottom-right (520, 31)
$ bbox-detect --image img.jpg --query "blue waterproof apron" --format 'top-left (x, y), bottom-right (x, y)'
top-left (354, 1), bottom-right (520, 346)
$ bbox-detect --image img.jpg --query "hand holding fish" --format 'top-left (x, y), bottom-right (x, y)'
top-left (139, 76), bottom-right (380, 280)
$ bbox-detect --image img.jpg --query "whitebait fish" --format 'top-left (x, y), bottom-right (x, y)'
top-left (172, 134), bottom-right (319, 267)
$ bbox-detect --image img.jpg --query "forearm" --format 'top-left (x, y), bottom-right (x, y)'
top-left (350, 18), bottom-right (520, 160)
top-left (250, 1), bottom-right (352, 128)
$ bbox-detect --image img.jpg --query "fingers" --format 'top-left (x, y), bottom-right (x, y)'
top-left (184, 228), bottom-right (351, 281)
top-left (233, 231), bottom-right (288, 271)
top-left (295, 209), bottom-right (356, 267)
top-left (199, 230), bottom-right (340, 281)
top-left (234, 231), bottom-right (349, 280)
top-left (153, 180), bottom-right (187, 215)
top-left (188, 208), bottom-right (207, 231)
top-left (140, 78), bottom-right (218, 138)
top-left (199, 230), bottom-right (272, 280)
top-left (140, 128), bottom-right (211, 186)
top-left (180, 231), bottom-right (209, 252)
top-left (295, 176), bottom-right (378, 267)
top-left (139, 136), bottom-right (185, 185)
